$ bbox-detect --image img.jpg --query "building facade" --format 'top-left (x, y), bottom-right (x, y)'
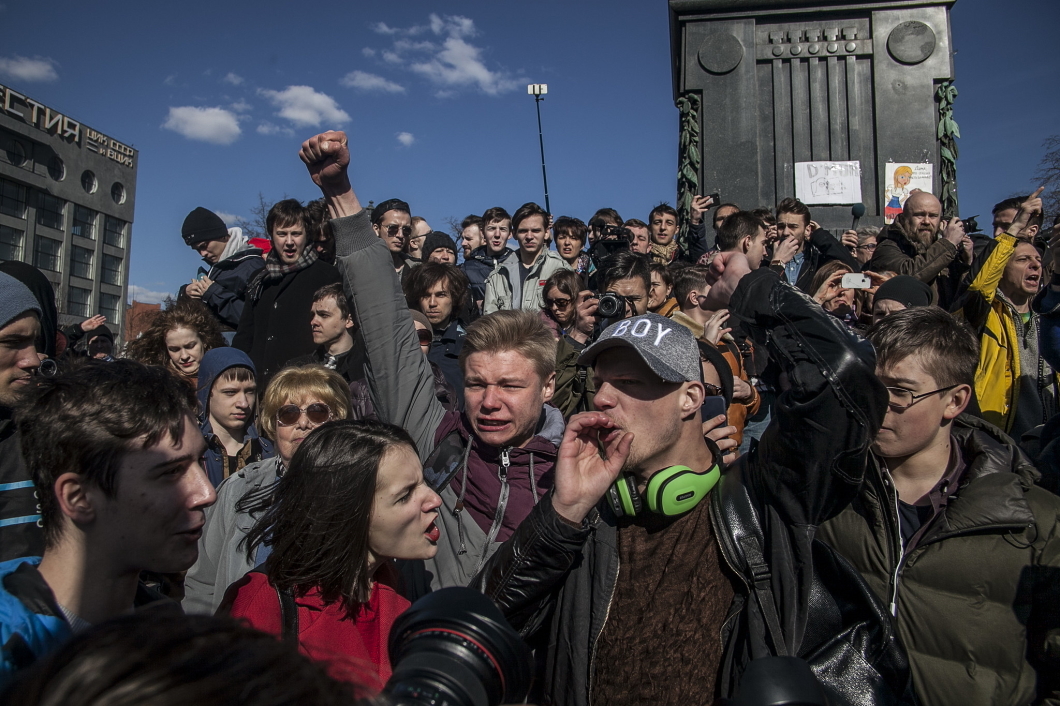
top-left (0, 83), bottom-right (137, 342)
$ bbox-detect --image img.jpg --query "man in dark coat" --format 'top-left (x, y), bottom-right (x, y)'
top-left (233, 199), bottom-right (340, 388)
top-left (181, 207), bottom-right (265, 330)
top-left (0, 272), bottom-right (44, 562)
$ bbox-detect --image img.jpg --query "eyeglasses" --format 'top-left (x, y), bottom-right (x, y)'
top-left (416, 329), bottom-right (433, 346)
top-left (382, 224), bottom-right (413, 238)
top-left (884, 384), bottom-right (958, 410)
top-left (703, 382), bottom-right (725, 397)
top-left (276, 402), bottom-right (332, 427)
top-left (545, 297), bottom-right (572, 309)
top-left (857, 243), bottom-right (877, 251)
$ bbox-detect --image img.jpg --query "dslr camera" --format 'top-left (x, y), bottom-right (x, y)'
top-left (591, 291), bottom-right (629, 320)
top-left (587, 218), bottom-right (632, 271)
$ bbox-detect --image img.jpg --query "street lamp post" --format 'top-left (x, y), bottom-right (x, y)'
top-left (527, 83), bottom-right (551, 216)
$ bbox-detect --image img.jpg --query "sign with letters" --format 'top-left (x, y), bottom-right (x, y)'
top-left (794, 161), bottom-right (863, 206)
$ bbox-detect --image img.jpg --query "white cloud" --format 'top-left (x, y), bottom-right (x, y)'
top-left (340, 70), bottom-right (405, 93)
top-left (222, 72), bottom-right (244, 85)
top-left (214, 211), bottom-right (243, 225)
top-left (163, 73), bottom-right (177, 86)
top-left (0, 55), bottom-right (58, 82)
top-left (410, 35), bottom-right (517, 95)
top-left (363, 14), bottom-right (519, 96)
top-left (161, 106), bottom-right (241, 144)
top-left (362, 47), bottom-right (376, 57)
top-left (396, 131), bottom-right (415, 147)
top-left (258, 85), bottom-right (350, 128)
top-left (256, 121), bottom-right (293, 136)
top-left (229, 99), bottom-right (252, 112)
top-left (127, 285), bottom-right (170, 305)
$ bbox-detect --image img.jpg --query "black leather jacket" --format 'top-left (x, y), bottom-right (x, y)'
top-left (473, 268), bottom-right (916, 705)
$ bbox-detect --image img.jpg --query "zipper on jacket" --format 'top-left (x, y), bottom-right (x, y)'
top-left (474, 449), bottom-right (511, 574)
top-left (881, 468), bottom-right (905, 616)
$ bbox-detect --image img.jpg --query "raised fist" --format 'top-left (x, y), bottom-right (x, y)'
top-left (299, 131), bottom-right (351, 191)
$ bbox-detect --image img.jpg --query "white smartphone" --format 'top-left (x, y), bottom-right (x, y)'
top-left (841, 273), bottom-right (871, 289)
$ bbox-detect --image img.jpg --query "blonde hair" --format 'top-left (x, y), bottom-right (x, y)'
top-left (459, 310), bottom-right (557, 380)
top-left (258, 365), bottom-right (351, 440)
top-left (893, 165), bottom-right (913, 188)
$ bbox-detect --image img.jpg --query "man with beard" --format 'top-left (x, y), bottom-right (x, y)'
top-left (868, 190), bottom-right (971, 307)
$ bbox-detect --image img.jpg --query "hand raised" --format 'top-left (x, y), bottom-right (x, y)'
top-left (703, 251), bottom-right (752, 310)
top-left (299, 131), bottom-right (351, 191)
top-left (80, 314), bottom-right (107, 332)
top-left (552, 412), bottom-right (633, 524)
top-left (1011, 186), bottom-right (1045, 235)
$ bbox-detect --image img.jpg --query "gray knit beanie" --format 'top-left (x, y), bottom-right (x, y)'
top-left (0, 271), bottom-right (42, 330)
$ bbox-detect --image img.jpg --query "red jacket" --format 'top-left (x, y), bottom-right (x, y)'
top-left (223, 572), bottom-right (410, 692)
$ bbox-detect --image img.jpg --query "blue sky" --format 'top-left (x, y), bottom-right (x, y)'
top-left (1, 0), bottom-right (1057, 304)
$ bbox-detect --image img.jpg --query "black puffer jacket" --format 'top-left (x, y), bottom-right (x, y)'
top-left (474, 269), bottom-right (915, 705)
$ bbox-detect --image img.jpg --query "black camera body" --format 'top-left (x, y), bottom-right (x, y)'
top-left (593, 291), bottom-right (627, 319)
top-left (960, 215), bottom-right (980, 234)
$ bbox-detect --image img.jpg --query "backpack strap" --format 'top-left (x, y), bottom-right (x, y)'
top-left (276, 585), bottom-right (298, 643)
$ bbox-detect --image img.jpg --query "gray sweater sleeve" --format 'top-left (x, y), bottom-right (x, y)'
top-left (331, 209), bottom-right (446, 461)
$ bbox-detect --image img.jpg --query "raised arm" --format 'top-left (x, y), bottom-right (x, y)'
top-left (706, 253), bottom-right (887, 526)
top-left (299, 131), bottom-right (445, 460)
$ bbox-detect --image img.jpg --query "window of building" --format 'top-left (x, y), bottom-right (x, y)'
top-left (72, 205), bottom-right (96, 240)
top-left (48, 155), bottom-right (65, 181)
top-left (103, 216), bottom-right (124, 247)
top-left (0, 224), bottom-right (23, 260)
top-left (5, 140), bottom-right (26, 167)
top-left (33, 236), bottom-right (61, 272)
top-left (68, 286), bottom-right (91, 318)
top-left (102, 253), bottom-right (122, 285)
top-left (36, 192), bottom-right (65, 230)
top-left (81, 170), bottom-right (97, 194)
top-left (0, 178), bottom-right (26, 219)
top-left (100, 292), bottom-right (120, 326)
top-left (71, 245), bottom-right (94, 279)
top-left (111, 182), bottom-right (125, 205)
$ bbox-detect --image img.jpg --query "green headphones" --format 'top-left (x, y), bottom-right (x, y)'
top-left (606, 463), bottom-right (721, 517)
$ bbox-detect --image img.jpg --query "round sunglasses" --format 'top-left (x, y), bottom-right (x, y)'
top-left (276, 402), bottom-right (332, 427)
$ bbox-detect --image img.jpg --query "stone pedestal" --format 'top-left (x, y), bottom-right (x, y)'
top-left (669, 0), bottom-right (956, 230)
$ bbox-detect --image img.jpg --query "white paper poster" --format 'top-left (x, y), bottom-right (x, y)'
top-left (883, 162), bottom-right (933, 223)
top-left (794, 161), bottom-right (862, 205)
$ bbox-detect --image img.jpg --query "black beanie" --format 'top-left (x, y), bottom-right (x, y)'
top-left (182, 207), bottom-right (229, 246)
top-left (371, 198), bottom-right (411, 225)
top-left (874, 275), bottom-right (933, 309)
top-left (422, 232), bottom-right (458, 261)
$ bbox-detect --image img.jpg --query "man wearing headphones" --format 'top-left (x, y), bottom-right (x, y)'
top-left (475, 256), bottom-right (915, 706)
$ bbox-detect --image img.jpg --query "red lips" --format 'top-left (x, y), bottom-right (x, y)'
top-left (425, 521), bottom-right (440, 542)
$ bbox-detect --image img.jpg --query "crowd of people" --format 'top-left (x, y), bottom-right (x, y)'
top-left (0, 127), bottom-right (1057, 706)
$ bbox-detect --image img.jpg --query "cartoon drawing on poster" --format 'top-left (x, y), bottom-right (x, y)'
top-left (884, 163), bottom-right (932, 223)
top-left (794, 161), bottom-right (862, 205)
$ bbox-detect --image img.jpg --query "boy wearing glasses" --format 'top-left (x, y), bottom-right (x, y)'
top-left (817, 306), bottom-right (1060, 706)
top-left (371, 198), bottom-right (416, 282)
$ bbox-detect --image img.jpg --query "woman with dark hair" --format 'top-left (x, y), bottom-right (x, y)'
top-left (220, 420), bottom-right (441, 690)
top-left (541, 269), bottom-right (583, 343)
top-left (124, 298), bottom-right (226, 388)
top-left (647, 262), bottom-right (679, 316)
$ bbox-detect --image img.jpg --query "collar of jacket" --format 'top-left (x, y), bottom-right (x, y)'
top-left (865, 415), bottom-right (1038, 541)
top-left (879, 221), bottom-right (929, 256)
top-left (496, 248), bottom-right (562, 276)
top-left (433, 318), bottom-right (466, 343)
top-left (670, 310), bottom-right (706, 340)
top-left (470, 245), bottom-right (512, 264)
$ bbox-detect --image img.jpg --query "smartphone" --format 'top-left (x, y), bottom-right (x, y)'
top-left (704, 192), bottom-right (721, 208)
top-left (196, 267), bottom-right (210, 280)
top-left (841, 273), bottom-right (871, 289)
top-left (701, 395), bottom-right (728, 421)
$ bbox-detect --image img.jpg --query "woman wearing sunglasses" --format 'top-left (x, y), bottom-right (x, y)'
top-left (219, 420), bottom-right (442, 689)
top-left (541, 269), bottom-right (584, 344)
top-left (183, 364), bottom-right (351, 615)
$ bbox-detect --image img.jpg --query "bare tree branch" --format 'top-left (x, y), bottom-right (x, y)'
top-left (1034, 135), bottom-right (1060, 223)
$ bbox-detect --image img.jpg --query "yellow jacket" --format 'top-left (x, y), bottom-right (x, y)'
top-left (956, 233), bottom-right (1047, 433)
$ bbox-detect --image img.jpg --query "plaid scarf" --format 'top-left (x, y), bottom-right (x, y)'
top-left (247, 246), bottom-right (318, 302)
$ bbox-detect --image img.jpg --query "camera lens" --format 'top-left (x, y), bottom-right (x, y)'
top-left (38, 358), bottom-right (58, 378)
top-left (385, 587), bottom-right (533, 706)
top-left (596, 292), bottom-right (624, 319)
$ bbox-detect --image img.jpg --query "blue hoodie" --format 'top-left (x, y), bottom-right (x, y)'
top-left (0, 557), bottom-right (69, 685)
top-left (196, 348), bottom-right (274, 486)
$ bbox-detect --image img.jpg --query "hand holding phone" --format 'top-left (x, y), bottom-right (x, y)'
top-left (841, 273), bottom-right (871, 289)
